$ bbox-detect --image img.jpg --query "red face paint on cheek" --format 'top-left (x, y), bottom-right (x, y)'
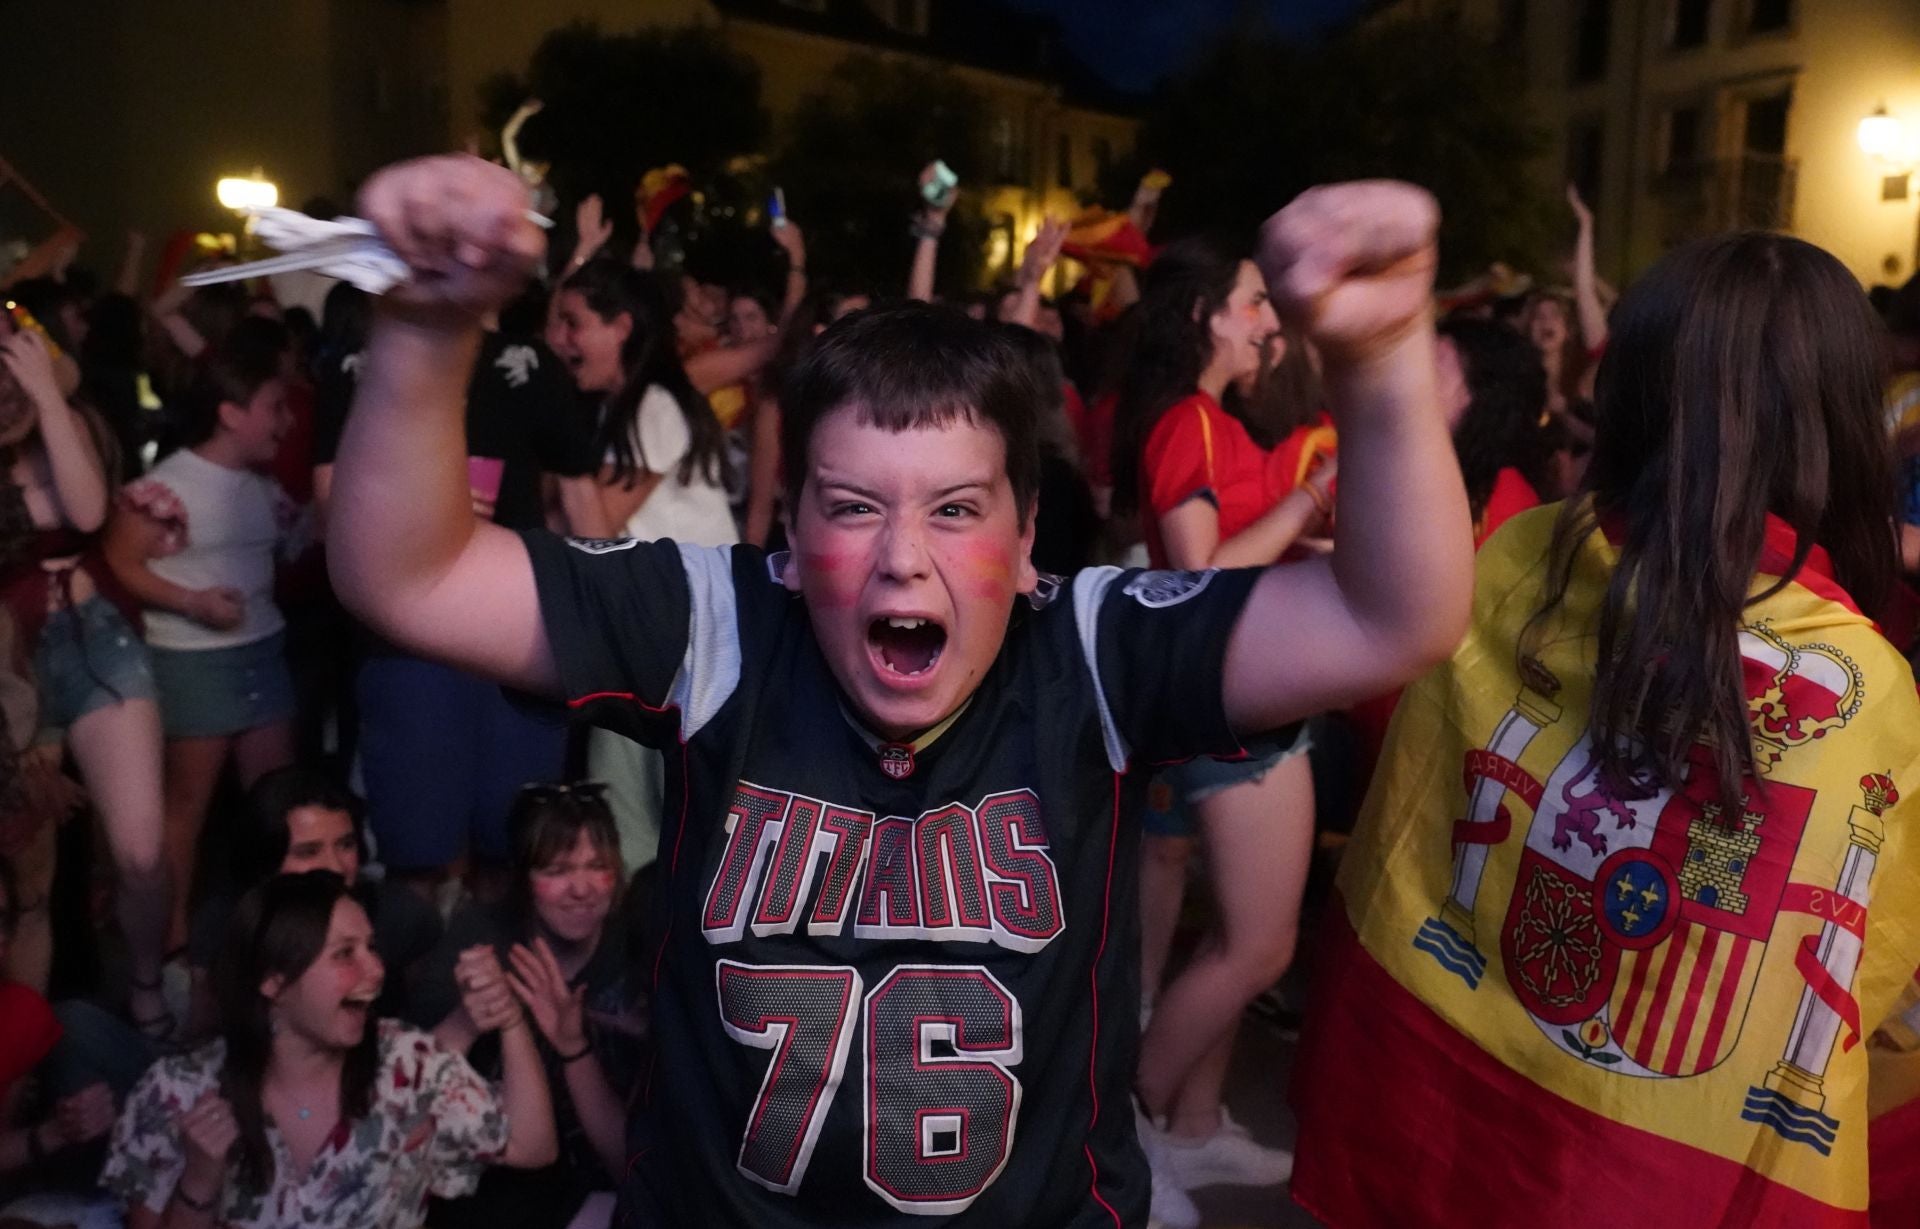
top-left (799, 550), bottom-right (867, 610)
top-left (954, 538), bottom-right (1020, 602)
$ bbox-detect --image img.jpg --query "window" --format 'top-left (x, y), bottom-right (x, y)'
top-left (1669, 0), bottom-right (1711, 48)
top-left (1735, 88), bottom-right (1794, 229)
top-left (1569, 119), bottom-right (1606, 206)
top-left (1572, 0), bottom-right (1611, 83)
top-left (1662, 106), bottom-right (1702, 173)
top-left (1747, 0), bottom-right (1791, 33)
top-left (1091, 136), bottom-right (1113, 183)
top-left (1056, 133), bottom-right (1073, 189)
top-left (991, 115), bottom-right (1018, 182)
top-left (1745, 90), bottom-right (1790, 155)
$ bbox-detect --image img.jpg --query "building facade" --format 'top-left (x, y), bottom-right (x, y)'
top-left (447, 0), bottom-right (1138, 280)
top-left (1381, 0), bottom-right (1920, 287)
top-left (5, 0), bottom-right (1133, 278)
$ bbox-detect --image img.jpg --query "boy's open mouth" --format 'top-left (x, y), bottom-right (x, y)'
top-left (868, 616), bottom-right (947, 678)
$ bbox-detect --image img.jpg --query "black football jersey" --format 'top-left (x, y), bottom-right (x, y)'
top-left (521, 532), bottom-right (1262, 1227)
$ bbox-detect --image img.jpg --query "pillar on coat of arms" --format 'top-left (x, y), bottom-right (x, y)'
top-left (1744, 773), bottom-right (1895, 1154)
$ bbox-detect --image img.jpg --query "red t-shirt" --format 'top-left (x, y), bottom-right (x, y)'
top-left (1476, 466), bottom-right (1541, 548)
top-left (1140, 392), bottom-right (1276, 568)
top-left (0, 981), bottom-right (61, 1104)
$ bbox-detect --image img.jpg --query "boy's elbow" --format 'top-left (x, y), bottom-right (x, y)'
top-left (1393, 587), bottom-right (1470, 681)
top-left (328, 553), bottom-right (406, 640)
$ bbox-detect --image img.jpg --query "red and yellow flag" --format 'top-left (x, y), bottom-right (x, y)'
top-left (1292, 505), bottom-right (1920, 1228)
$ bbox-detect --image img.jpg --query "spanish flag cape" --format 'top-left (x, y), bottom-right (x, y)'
top-left (1292, 504), bottom-right (1920, 1228)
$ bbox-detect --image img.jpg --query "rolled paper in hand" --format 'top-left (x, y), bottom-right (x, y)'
top-left (178, 206), bottom-right (552, 295)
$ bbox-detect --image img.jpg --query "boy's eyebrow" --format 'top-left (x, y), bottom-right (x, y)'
top-left (816, 475), bottom-right (997, 500)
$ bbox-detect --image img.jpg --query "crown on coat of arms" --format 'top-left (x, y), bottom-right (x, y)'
top-left (1860, 772), bottom-right (1899, 815)
top-left (1741, 628), bottom-right (1865, 771)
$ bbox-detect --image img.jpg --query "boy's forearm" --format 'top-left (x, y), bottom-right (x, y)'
top-left (328, 313), bottom-right (482, 626)
top-left (1323, 325), bottom-right (1472, 664)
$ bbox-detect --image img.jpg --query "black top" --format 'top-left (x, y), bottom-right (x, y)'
top-left (314, 332), bottom-right (599, 533)
top-left (521, 531), bottom-right (1266, 1227)
top-left (412, 899), bottom-right (647, 1229)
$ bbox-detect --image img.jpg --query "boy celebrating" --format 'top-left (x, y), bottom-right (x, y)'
top-left (331, 156), bottom-right (1471, 1226)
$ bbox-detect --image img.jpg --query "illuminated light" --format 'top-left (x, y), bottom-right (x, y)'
top-left (215, 174), bottom-right (279, 213)
top-left (1859, 105), bottom-right (1905, 162)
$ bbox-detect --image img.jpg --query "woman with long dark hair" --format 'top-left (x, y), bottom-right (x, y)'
top-left (101, 871), bottom-right (557, 1229)
top-left (551, 258), bottom-right (734, 553)
top-left (1434, 314), bottom-right (1548, 546)
top-left (551, 259), bottom-right (738, 878)
top-left (1111, 239), bottom-right (1322, 1223)
top-left (1291, 232), bottom-right (1920, 1228)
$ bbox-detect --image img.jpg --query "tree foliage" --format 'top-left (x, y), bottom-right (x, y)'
top-left (769, 55), bottom-right (994, 297)
top-left (479, 23), bottom-right (769, 212)
top-left (1134, 15), bottom-right (1559, 281)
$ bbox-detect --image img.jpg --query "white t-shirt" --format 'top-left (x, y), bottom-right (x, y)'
top-left (139, 449), bottom-right (302, 651)
top-left (615, 385), bottom-right (740, 548)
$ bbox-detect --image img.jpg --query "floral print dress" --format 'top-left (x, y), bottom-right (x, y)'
top-left (101, 1021), bottom-right (509, 1229)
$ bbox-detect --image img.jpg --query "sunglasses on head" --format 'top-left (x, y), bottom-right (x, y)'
top-left (518, 781), bottom-right (611, 803)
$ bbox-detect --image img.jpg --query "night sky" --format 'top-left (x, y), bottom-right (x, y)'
top-left (1005, 0), bottom-right (1369, 92)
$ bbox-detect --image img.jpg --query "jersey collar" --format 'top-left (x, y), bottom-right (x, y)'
top-left (838, 698), bottom-right (974, 781)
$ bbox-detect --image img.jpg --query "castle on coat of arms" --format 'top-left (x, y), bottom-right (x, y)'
top-left (1678, 800), bottom-right (1766, 915)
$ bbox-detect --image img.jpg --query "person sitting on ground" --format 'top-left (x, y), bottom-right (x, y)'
top-left (0, 853), bottom-right (116, 1202)
top-left (100, 870), bottom-right (558, 1229)
top-left (412, 782), bottom-right (641, 1229)
top-left (178, 766), bottom-right (442, 1038)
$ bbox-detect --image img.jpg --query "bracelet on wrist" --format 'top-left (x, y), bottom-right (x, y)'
top-left (174, 1182), bottom-right (217, 1214)
top-left (555, 1039), bottom-right (593, 1064)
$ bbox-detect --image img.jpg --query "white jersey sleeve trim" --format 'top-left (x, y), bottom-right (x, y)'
top-left (669, 543), bottom-right (744, 740)
top-left (1071, 567), bottom-right (1130, 773)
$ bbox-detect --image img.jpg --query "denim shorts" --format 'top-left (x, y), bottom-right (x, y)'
top-left (149, 630), bottom-right (295, 739)
top-left (33, 596), bottom-right (157, 738)
top-left (1141, 723), bottom-right (1314, 838)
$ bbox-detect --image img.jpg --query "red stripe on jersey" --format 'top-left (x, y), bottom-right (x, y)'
top-left (1080, 773), bottom-right (1125, 1229)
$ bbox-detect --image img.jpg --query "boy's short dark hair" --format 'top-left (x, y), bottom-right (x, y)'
top-left (778, 303), bottom-right (1044, 526)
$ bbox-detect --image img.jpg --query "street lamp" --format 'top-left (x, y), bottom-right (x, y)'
top-left (215, 172), bottom-right (278, 213)
top-left (1859, 105), bottom-right (1906, 163)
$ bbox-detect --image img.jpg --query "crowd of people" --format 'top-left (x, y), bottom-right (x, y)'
top-left (0, 121), bottom-right (1919, 1229)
